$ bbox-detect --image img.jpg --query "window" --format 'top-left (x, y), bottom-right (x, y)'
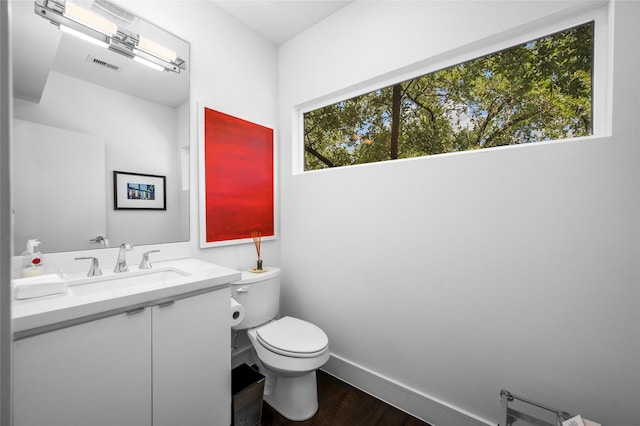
top-left (303, 22), bottom-right (594, 171)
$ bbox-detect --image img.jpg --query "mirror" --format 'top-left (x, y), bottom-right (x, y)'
top-left (10, 0), bottom-right (190, 254)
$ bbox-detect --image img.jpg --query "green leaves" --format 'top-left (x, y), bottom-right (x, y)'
top-left (304, 22), bottom-right (593, 170)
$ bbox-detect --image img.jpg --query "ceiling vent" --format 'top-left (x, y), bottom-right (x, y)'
top-left (87, 55), bottom-right (119, 72)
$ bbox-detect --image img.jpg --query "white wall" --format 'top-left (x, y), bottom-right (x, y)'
top-left (279, 1), bottom-right (639, 425)
top-left (118, 1), bottom-right (280, 272)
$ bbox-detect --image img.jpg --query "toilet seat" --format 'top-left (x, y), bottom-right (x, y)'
top-left (256, 316), bottom-right (328, 358)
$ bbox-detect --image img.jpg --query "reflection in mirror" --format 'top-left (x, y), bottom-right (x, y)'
top-left (11, 0), bottom-right (190, 254)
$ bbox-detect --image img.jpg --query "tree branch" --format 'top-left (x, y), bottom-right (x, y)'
top-left (475, 96), bottom-right (504, 146)
top-left (304, 144), bottom-right (335, 168)
top-left (405, 92), bottom-right (438, 137)
top-left (483, 109), bottom-right (542, 146)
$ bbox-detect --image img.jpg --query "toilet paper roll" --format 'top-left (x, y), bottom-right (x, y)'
top-left (230, 297), bottom-right (245, 328)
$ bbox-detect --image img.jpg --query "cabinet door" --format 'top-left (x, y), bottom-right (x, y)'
top-left (13, 308), bottom-right (152, 426)
top-left (152, 289), bottom-right (231, 426)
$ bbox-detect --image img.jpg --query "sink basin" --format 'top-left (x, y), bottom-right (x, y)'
top-left (69, 267), bottom-right (191, 296)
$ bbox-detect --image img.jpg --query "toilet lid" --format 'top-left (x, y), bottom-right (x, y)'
top-left (256, 316), bottom-right (328, 358)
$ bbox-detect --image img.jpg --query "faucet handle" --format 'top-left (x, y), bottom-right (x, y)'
top-left (139, 250), bottom-right (160, 270)
top-left (75, 257), bottom-right (102, 277)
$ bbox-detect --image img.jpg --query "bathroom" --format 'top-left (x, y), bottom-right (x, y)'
top-left (1, 0), bottom-right (639, 425)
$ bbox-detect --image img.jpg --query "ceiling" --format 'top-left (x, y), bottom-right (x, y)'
top-left (212, 0), bottom-right (353, 45)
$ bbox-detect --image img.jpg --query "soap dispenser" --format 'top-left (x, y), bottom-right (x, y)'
top-left (22, 239), bottom-right (44, 277)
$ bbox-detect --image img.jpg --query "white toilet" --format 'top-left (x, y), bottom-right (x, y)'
top-left (231, 267), bottom-right (330, 421)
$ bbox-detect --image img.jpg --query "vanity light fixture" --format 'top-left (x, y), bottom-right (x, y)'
top-left (136, 36), bottom-right (178, 64)
top-left (133, 56), bottom-right (165, 72)
top-left (133, 35), bottom-right (182, 73)
top-left (59, 24), bottom-right (108, 48)
top-left (62, 0), bottom-right (117, 36)
top-left (34, 0), bottom-right (185, 73)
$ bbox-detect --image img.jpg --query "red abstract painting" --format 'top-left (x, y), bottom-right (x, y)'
top-left (203, 108), bottom-right (274, 243)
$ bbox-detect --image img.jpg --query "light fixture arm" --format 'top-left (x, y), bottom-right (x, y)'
top-left (109, 28), bottom-right (139, 58)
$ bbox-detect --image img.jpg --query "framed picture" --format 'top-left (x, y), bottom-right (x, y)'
top-left (113, 171), bottom-right (166, 210)
top-left (199, 107), bottom-right (276, 247)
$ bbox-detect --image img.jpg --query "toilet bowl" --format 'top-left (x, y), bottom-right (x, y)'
top-left (231, 268), bottom-right (329, 421)
top-left (248, 316), bottom-right (330, 420)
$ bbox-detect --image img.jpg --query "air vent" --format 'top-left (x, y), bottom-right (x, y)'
top-left (87, 55), bottom-right (119, 72)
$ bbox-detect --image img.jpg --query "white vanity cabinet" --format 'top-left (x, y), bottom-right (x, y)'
top-left (13, 287), bottom-right (231, 426)
top-left (152, 289), bottom-right (231, 426)
top-left (13, 307), bottom-right (153, 426)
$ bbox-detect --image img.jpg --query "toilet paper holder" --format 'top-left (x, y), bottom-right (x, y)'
top-left (230, 297), bottom-right (245, 327)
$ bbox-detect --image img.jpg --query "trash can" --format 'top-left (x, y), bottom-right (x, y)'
top-left (232, 363), bottom-right (265, 426)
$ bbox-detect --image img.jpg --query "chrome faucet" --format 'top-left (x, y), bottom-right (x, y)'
top-left (114, 243), bottom-right (133, 273)
top-left (139, 250), bottom-right (160, 270)
top-left (89, 235), bottom-right (111, 248)
top-left (75, 256), bottom-right (102, 277)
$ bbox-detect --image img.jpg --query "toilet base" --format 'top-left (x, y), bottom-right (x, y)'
top-left (262, 368), bottom-right (319, 421)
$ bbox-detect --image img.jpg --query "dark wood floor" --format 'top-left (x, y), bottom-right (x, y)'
top-left (260, 369), bottom-right (432, 426)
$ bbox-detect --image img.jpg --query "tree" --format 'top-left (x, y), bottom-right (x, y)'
top-left (303, 22), bottom-right (593, 170)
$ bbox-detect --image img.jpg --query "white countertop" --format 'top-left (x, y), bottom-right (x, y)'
top-left (13, 258), bottom-right (241, 334)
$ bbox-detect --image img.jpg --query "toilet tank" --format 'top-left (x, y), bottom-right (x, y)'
top-left (231, 267), bottom-right (280, 330)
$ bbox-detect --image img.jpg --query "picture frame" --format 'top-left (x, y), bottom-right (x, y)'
top-left (113, 171), bottom-right (166, 210)
top-left (199, 106), bottom-right (276, 247)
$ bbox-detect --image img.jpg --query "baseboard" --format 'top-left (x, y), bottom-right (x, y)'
top-left (322, 353), bottom-right (493, 426)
